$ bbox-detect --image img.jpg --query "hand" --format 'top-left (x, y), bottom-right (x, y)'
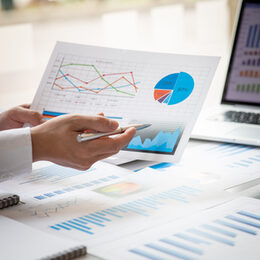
top-left (31, 114), bottom-right (136, 170)
top-left (0, 104), bottom-right (45, 131)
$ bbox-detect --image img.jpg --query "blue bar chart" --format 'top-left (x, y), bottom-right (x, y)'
top-left (34, 174), bottom-right (120, 200)
top-left (49, 185), bottom-right (203, 235)
top-left (98, 197), bottom-right (260, 260)
top-left (129, 208), bottom-right (260, 259)
top-left (203, 143), bottom-right (260, 170)
top-left (246, 24), bottom-right (260, 48)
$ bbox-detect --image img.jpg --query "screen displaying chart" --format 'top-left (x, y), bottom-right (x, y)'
top-left (224, 3), bottom-right (260, 104)
top-left (124, 123), bottom-right (183, 155)
top-left (154, 72), bottom-right (194, 105)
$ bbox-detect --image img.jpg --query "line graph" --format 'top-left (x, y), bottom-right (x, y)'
top-left (53, 61), bottom-right (139, 97)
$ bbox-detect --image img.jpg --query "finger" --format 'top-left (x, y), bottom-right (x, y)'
top-left (11, 107), bottom-right (45, 126)
top-left (83, 127), bottom-right (136, 156)
top-left (67, 114), bottom-right (119, 132)
top-left (20, 104), bottom-right (31, 109)
top-left (97, 112), bottom-right (104, 116)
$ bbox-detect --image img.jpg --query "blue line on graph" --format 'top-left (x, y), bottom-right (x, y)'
top-left (59, 69), bottom-right (80, 91)
top-left (174, 233), bottom-right (211, 245)
top-left (50, 225), bottom-right (60, 230)
top-left (214, 219), bottom-right (257, 235)
top-left (112, 206), bottom-right (127, 213)
top-left (79, 217), bottom-right (105, 227)
top-left (62, 222), bottom-right (93, 234)
top-left (95, 212), bottom-right (106, 216)
top-left (83, 215), bottom-right (104, 223)
top-left (56, 224), bottom-right (71, 230)
top-left (129, 248), bottom-right (167, 260)
top-left (225, 215), bottom-right (260, 229)
top-left (125, 203), bottom-right (150, 215)
top-left (237, 211), bottom-right (260, 221)
top-left (64, 187), bottom-right (74, 192)
top-left (58, 69), bottom-right (140, 93)
top-left (102, 210), bottom-right (122, 218)
top-left (188, 228), bottom-right (235, 246)
top-left (247, 25), bottom-right (252, 47)
top-left (90, 213), bottom-right (111, 222)
top-left (105, 208), bottom-right (116, 213)
top-left (142, 198), bottom-right (160, 206)
top-left (133, 200), bottom-right (158, 209)
top-left (249, 157), bottom-right (260, 162)
top-left (73, 218), bottom-right (87, 225)
top-left (201, 224), bottom-right (237, 238)
top-left (145, 243), bottom-right (198, 260)
top-left (251, 25), bottom-right (257, 47)
top-left (224, 146), bottom-right (255, 157)
top-left (119, 205), bottom-right (149, 216)
top-left (68, 220), bottom-right (92, 230)
top-left (160, 238), bottom-right (203, 255)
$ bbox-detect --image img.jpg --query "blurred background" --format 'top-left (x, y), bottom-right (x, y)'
top-left (0, 0), bottom-right (239, 109)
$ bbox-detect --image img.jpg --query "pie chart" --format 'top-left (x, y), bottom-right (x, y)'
top-left (153, 72), bottom-right (194, 105)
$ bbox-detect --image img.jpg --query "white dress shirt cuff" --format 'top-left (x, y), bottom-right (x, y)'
top-left (0, 127), bottom-right (32, 180)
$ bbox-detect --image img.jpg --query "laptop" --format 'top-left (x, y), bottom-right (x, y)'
top-left (192, 0), bottom-right (260, 146)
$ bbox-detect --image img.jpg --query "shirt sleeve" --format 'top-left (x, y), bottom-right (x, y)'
top-left (0, 127), bottom-right (32, 181)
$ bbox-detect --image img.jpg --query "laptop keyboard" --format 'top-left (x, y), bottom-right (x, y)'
top-left (224, 111), bottom-right (260, 125)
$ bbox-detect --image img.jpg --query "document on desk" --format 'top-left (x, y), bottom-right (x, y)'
top-left (182, 142), bottom-right (260, 188)
top-left (91, 196), bottom-right (260, 260)
top-left (30, 41), bottom-right (219, 162)
top-left (0, 162), bottom-right (233, 252)
top-left (136, 141), bottom-right (260, 189)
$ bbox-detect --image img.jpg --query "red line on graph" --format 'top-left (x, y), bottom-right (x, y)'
top-left (55, 70), bottom-right (138, 94)
top-left (55, 76), bottom-right (134, 94)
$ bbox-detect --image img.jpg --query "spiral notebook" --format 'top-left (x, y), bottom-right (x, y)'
top-left (0, 215), bottom-right (87, 260)
top-left (0, 192), bottom-right (20, 209)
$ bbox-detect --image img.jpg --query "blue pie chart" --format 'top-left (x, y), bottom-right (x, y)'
top-left (153, 72), bottom-right (194, 105)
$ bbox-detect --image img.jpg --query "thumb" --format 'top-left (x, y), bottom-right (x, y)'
top-left (14, 107), bottom-right (46, 126)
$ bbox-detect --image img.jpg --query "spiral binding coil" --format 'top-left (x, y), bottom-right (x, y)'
top-left (0, 194), bottom-right (20, 209)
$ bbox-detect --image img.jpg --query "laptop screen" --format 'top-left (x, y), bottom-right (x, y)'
top-left (222, 1), bottom-right (260, 106)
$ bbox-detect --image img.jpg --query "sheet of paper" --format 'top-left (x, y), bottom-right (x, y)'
top-left (0, 161), bottom-right (131, 201)
top-left (0, 215), bottom-right (86, 260)
top-left (182, 142), bottom-right (260, 188)
top-left (91, 197), bottom-right (260, 260)
top-left (30, 41), bottom-right (219, 162)
top-left (136, 141), bottom-right (260, 189)
top-left (0, 163), bottom-right (233, 251)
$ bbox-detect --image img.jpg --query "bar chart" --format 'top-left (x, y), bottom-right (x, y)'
top-left (246, 24), bottom-right (260, 48)
top-left (92, 197), bottom-right (260, 260)
top-left (242, 58), bottom-right (260, 66)
top-left (236, 84), bottom-right (260, 93)
top-left (49, 185), bottom-right (203, 235)
top-left (34, 174), bottom-right (120, 201)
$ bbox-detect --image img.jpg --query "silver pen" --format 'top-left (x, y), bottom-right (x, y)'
top-left (77, 123), bottom-right (151, 142)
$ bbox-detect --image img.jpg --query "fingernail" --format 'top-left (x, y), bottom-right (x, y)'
top-left (110, 120), bottom-right (118, 129)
